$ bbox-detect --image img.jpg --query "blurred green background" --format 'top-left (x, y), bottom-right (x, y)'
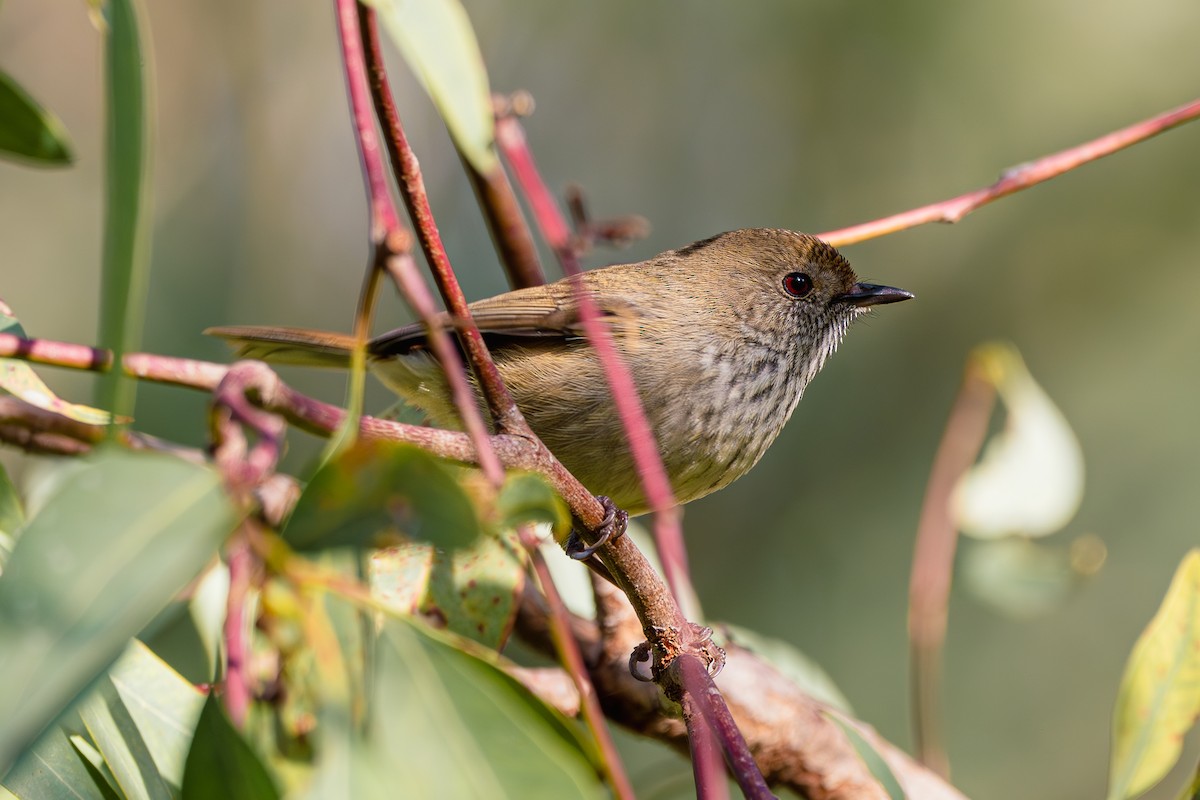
top-left (3, 1), bottom-right (1199, 797)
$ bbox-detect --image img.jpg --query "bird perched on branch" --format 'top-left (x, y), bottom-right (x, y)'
top-left (209, 228), bottom-right (911, 541)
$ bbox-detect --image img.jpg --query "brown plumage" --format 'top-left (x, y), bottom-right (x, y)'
top-left (207, 228), bottom-right (911, 514)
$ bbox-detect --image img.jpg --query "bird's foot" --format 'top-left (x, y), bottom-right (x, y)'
top-left (565, 496), bottom-right (628, 560)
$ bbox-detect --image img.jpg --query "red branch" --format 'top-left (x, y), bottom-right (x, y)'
top-left (819, 97), bottom-right (1200, 247)
top-left (494, 115), bottom-right (693, 611)
top-left (526, 540), bottom-right (635, 799)
top-left (496, 109), bottom-right (766, 796)
top-left (349, 6), bottom-right (634, 790)
top-left (336, 0), bottom-right (505, 486)
top-left (359, 11), bottom-right (525, 436)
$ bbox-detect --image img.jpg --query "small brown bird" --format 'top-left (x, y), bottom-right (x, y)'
top-left (208, 228), bottom-right (910, 519)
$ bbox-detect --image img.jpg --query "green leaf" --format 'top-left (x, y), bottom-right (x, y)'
top-left (0, 462), bottom-right (22, 568)
top-left (181, 695), bottom-right (280, 800)
top-left (69, 735), bottom-right (122, 800)
top-left (1109, 550), bottom-right (1200, 800)
top-left (426, 528), bottom-right (526, 647)
top-left (716, 623), bottom-right (853, 712)
top-left (496, 473), bottom-right (570, 539)
top-left (954, 342), bottom-right (1084, 539)
top-left (1, 726), bottom-right (112, 800)
top-left (284, 440), bottom-right (480, 552)
top-left (365, 0), bottom-right (497, 173)
top-left (962, 537), bottom-right (1075, 618)
top-left (369, 617), bottom-right (603, 798)
top-left (97, 0), bottom-right (153, 420)
top-left (0, 306), bottom-right (112, 426)
top-left (109, 641), bottom-right (206, 788)
top-left (0, 69), bottom-right (73, 165)
top-left (79, 677), bottom-right (173, 800)
top-left (824, 712), bottom-right (907, 800)
top-left (0, 448), bottom-right (238, 774)
top-left (369, 545), bottom-right (434, 616)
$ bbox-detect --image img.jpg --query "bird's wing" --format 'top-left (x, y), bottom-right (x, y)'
top-left (370, 283), bottom-right (641, 357)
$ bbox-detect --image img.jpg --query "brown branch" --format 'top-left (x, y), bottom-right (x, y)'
top-left (564, 183), bottom-right (650, 257)
top-left (463, 99), bottom-right (546, 290)
top-left (819, 97), bottom-right (1200, 247)
top-left (0, 423), bottom-right (93, 456)
top-left (462, 151), bottom-right (547, 289)
top-left (516, 580), bottom-right (970, 800)
top-left (907, 359), bottom-right (995, 775)
top-left (0, 396), bottom-right (106, 446)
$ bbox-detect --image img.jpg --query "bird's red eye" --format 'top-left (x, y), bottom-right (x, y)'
top-left (783, 272), bottom-right (814, 298)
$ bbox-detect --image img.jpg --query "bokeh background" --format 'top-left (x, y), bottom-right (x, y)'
top-left (3, 1), bottom-right (1200, 797)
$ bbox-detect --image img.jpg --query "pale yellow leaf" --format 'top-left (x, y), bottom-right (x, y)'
top-left (1108, 550), bottom-right (1200, 800)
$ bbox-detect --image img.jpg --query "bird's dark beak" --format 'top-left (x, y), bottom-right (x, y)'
top-left (836, 282), bottom-right (914, 307)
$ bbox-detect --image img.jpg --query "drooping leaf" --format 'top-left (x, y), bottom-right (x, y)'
top-left (1108, 550), bottom-right (1200, 800)
top-left (0, 69), bottom-right (73, 165)
top-left (825, 712), bottom-right (907, 800)
top-left (181, 695), bottom-right (280, 800)
top-left (717, 623), bottom-right (852, 712)
top-left (284, 440), bottom-right (480, 552)
top-left (0, 306), bottom-right (112, 426)
top-left (364, 0), bottom-right (497, 173)
top-left (0, 448), bottom-right (238, 774)
top-left (954, 343), bottom-right (1084, 539)
top-left (96, 0), bottom-right (153, 420)
top-left (370, 617), bottom-right (603, 798)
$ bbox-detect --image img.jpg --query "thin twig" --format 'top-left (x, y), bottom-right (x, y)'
top-left (526, 540), bottom-right (635, 799)
top-left (819, 97), bottom-right (1200, 247)
top-left (908, 360), bottom-right (995, 775)
top-left (495, 109), bottom-right (777, 793)
top-left (222, 533), bottom-right (253, 727)
top-left (342, 0), bottom-right (506, 486)
top-left (0, 396), bottom-right (106, 446)
top-left (359, 8), bottom-right (526, 435)
top-left (462, 101), bottom-right (546, 289)
top-left (494, 114), bottom-right (694, 613)
top-left (353, 13), bottom-right (725, 738)
top-left (208, 362), bottom-right (289, 726)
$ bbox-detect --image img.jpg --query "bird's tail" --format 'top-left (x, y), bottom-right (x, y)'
top-left (204, 325), bottom-right (357, 369)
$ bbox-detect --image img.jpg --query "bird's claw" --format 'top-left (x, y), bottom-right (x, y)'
top-left (565, 496), bottom-right (628, 560)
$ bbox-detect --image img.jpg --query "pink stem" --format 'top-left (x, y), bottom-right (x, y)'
top-left (820, 97), bottom-right (1200, 247)
top-left (495, 115), bottom-right (694, 610)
